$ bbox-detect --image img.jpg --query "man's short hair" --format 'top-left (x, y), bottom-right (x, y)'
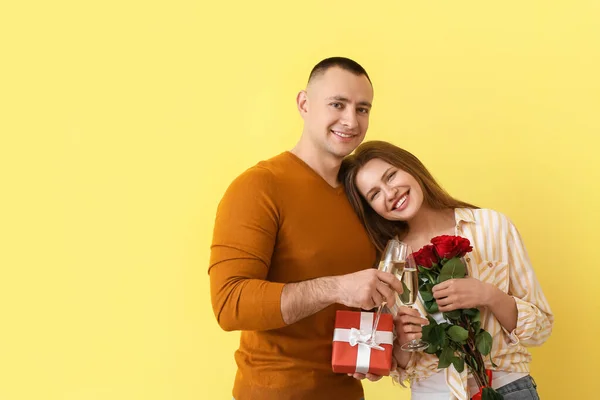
top-left (308, 57), bottom-right (371, 84)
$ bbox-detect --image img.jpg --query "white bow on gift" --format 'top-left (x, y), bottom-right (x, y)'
top-left (333, 312), bottom-right (394, 374)
top-left (347, 328), bottom-right (385, 350)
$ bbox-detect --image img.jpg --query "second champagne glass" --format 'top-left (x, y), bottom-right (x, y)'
top-left (369, 239), bottom-right (407, 346)
top-left (399, 250), bottom-right (429, 352)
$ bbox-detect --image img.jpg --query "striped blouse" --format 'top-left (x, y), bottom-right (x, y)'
top-left (392, 208), bottom-right (553, 399)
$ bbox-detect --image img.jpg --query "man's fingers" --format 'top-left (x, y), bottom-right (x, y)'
top-left (376, 271), bottom-right (403, 293)
top-left (365, 373), bottom-right (383, 382)
top-left (370, 291), bottom-right (384, 309)
top-left (377, 282), bottom-right (395, 305)
top-left (351, 372), bottom-right (366, 380)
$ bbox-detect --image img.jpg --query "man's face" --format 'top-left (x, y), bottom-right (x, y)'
top-left (298, 67), bottom-right (374, 159)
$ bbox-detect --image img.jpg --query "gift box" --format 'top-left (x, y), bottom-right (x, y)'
top-left (331, 310), bottom-right (394, 376)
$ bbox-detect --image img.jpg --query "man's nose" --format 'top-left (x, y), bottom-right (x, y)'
top-left (340, 108), bottom-right (358, 129)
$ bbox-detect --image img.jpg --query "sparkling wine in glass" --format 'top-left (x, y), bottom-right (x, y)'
top-left (369, 239), bottom-right (408, 346)
top-left (400, 251), bottom-right (429, 352)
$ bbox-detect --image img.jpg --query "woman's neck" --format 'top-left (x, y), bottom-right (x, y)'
top-left (402, 207), bottom-right (456, 249)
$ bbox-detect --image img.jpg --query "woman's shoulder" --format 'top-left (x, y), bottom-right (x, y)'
top-left (457, 207), bottom-right (515, 229)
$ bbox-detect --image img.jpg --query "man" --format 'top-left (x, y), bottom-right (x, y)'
top-left (209, 57), bottom-right (403, 400)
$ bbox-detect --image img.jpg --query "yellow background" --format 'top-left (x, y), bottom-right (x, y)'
top-left (1, 1), bottom-right (598, 399)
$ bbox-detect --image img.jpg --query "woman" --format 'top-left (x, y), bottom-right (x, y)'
top-left (339, 141), bottom-right (553, 400)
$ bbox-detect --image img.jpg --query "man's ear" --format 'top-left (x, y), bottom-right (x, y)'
top-left (296, 90), bottom-right (308, 115)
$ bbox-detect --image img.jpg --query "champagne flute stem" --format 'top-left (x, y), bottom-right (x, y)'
top-left (370, 303), bottom-right (385, 343)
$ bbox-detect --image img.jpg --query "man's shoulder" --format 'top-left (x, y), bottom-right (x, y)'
top-left (225, 152), bottom-right (292, 195)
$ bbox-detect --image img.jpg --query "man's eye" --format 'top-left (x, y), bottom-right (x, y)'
top-left (358, 108), bottom-right (370, 114)
top-left (331, 102), bottom-right (343, 109)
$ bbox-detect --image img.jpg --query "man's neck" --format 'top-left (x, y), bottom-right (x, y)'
top-left (290, 140), bottom-right (342, 188)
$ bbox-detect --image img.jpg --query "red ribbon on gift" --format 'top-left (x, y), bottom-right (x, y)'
top-left (331, 310), bottom-right (394, 376)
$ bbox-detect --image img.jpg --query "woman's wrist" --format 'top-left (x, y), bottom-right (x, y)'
top-left (393, 345), bottom-right (412, 369)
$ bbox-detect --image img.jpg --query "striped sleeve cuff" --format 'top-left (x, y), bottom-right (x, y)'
top-left (501, 296), bottom-right (538, 345)
top-left (390, 352), bottom-right (420, 387)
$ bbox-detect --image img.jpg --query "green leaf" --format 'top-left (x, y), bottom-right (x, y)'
top-left (471, 309), bottom-right (481, 324)
top-left (489, 353), bottom-right (498, 369)
top-left (438, 257), bottom-right (466, 283)
top-left (451, 356), bottom-right (465, 373)
top-left (421, 318), bottom-right (436, 342)
top-left (463, 308), bottom-right (479, 317)
top-left (429, 301), bottom-right (439, 313)
top-left (440, 329), bottom-right (449, 348)
top-left (424, 344), bottom-right (438, 354)
top-left (437, 347), bottom-right (454, 368)
top-left (400, 281), bottom-right (411, 303)
top-left (473, 321), bottom-right (481, 335)
top-left (424, 299), bottom-right (439, 313)
top-left (447, 325), bottom-right (469, 342)
top-left (476, 330), bottom-right (493, 356)
top-left (443, 310), bottom-right (462, 320)
top-left (482, 387), bottom-right (504, 400)
top-left (430, 325), bottom-right (446, 347)
top-left (419, 286), bottom-right (434, 301)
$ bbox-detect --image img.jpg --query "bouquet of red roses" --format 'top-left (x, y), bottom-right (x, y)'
top-left (413, 235), bottom-right (502, 400)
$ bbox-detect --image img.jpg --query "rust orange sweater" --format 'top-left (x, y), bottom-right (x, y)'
top-left (209, 152), bottom-right (376, 400)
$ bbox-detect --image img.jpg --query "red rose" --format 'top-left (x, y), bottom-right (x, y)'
top-left (431, 235), bottom-right (473, 259)
top-left (412, 244), bottom-right (438, 269)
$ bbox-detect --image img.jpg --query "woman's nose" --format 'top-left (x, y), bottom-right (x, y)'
top-left (383, 186), bottom-right (397, 202)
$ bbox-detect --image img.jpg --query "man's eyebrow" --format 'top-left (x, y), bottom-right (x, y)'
top-left (326, 96), bottom-right (372, 108)
top-left (326, 95), bottom-right (349, 102)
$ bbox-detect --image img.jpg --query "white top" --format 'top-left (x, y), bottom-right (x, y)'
top-left (411, 370), bottom-right (528, 399)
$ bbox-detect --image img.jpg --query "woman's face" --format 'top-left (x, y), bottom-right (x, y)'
top-left (355, 158), bottom-right (424, 221)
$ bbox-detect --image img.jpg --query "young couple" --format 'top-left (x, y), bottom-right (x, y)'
top-left (209, 57), bottom-right (553, 400)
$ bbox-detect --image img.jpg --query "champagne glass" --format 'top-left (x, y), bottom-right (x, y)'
top-left (399, 250), bottom-right (429, 352)
top-left (368, 239), bottom-right (408, 346)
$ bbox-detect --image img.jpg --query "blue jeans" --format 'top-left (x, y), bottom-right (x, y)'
top-left (495, 375), bottom-right (539, 400)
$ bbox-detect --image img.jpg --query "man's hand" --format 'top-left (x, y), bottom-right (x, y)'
top-left (347, 357), bottom-right (397, 382)
top-left (334, 269), bottom-right (403, 310)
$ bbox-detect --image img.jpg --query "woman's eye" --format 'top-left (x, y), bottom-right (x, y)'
top-left (387, 171), bottom-right (396, 182)
top-left (370, 191), bottom-right (380, 201)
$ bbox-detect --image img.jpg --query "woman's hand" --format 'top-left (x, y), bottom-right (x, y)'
top-left (432, 277), bottom-right (491, 312)
top-left (394, 306), bottom-right (429, 345)
top-left (393, 306), bottom-right (429, 370)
